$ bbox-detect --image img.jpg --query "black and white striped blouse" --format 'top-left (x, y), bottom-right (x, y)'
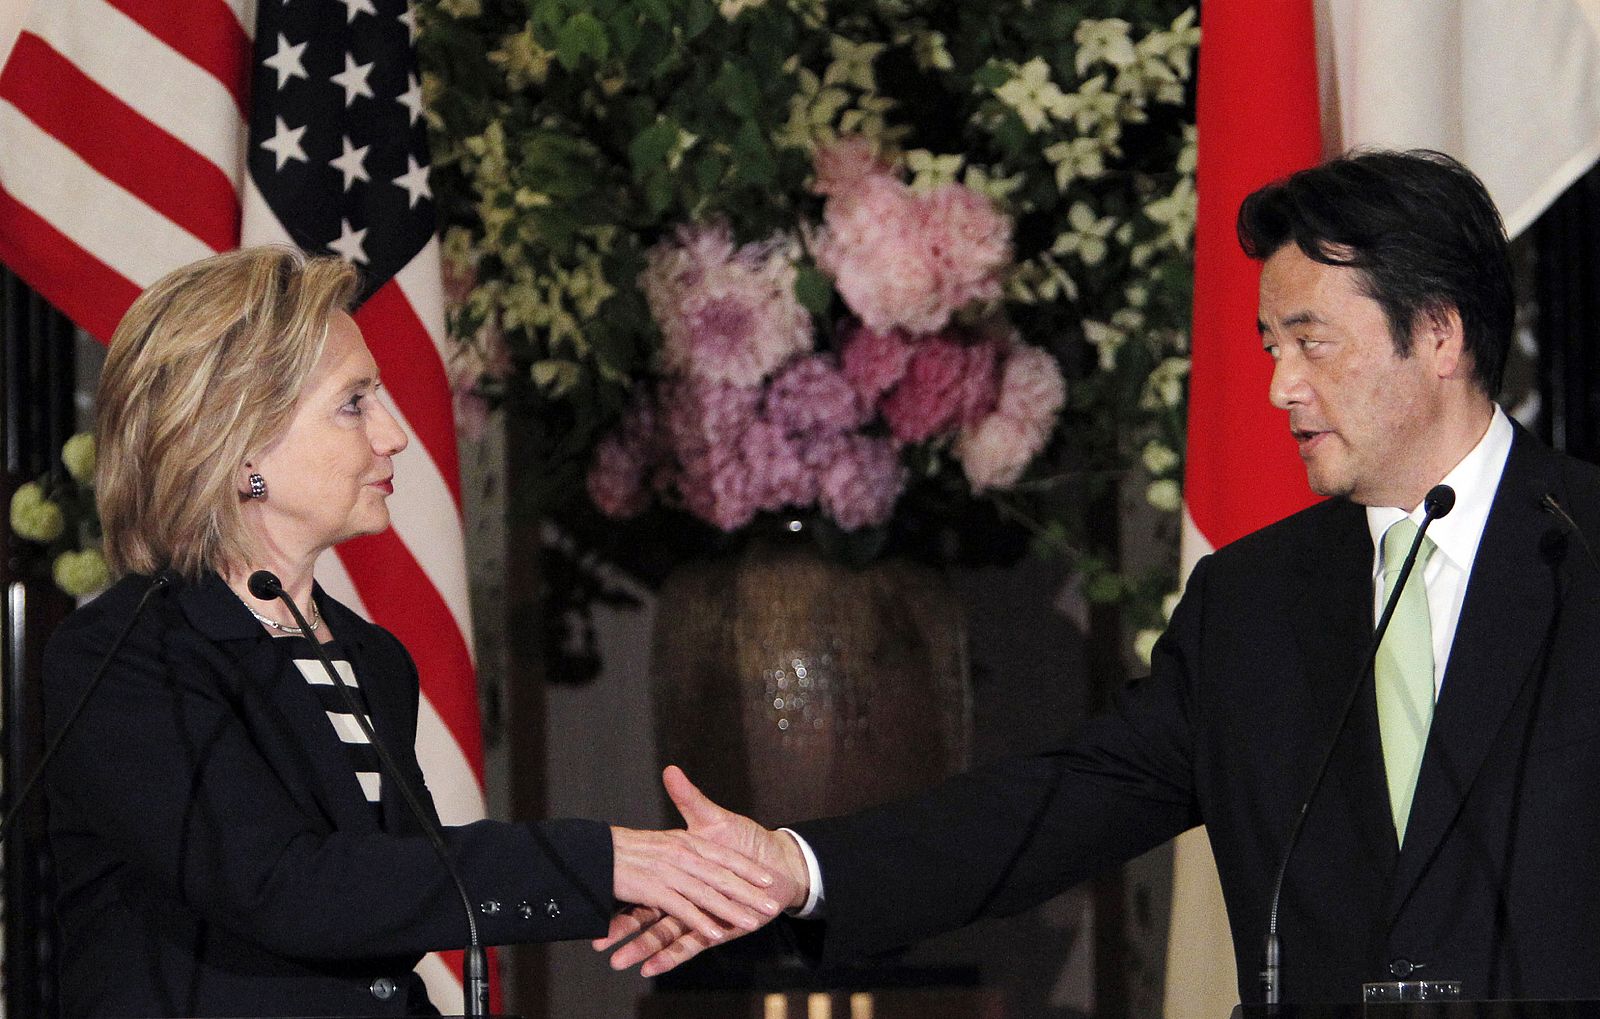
top-left (281, 636), bottom-right (382, 819)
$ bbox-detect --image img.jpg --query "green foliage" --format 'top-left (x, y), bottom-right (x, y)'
top-left (420, 0), bottom-right (1199, 664)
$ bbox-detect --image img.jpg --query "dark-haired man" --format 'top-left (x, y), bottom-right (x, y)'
top-left (603, 150), bottom-right (1600, 1004)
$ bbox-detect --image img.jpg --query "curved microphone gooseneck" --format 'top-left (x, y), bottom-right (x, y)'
top-left (1260, 483), bottom-right (1456, 1006)
top-left (0, 571), bottom-right (175, 844)
top-left (247, 570), bottom-right (489, 1017)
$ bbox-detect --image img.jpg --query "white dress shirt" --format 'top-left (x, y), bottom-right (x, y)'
top-left (1366, 406), bottom-right (1513, 696)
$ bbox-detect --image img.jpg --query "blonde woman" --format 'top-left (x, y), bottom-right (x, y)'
top-left (44, 247), bottom-right (785, 1017)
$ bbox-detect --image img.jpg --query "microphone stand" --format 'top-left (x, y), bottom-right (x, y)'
top-left (0, 572), bottom-right (173, 843)
top-left (249, 571), bottom-right (489, 1017)
top-left (1260, 484), bottom-right (1455, 1005)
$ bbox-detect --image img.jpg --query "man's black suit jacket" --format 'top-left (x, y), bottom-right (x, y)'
top-left (44, 571), bottom-right (613, 1017)
top-left (794, 425), bottom-right (1600, 1003)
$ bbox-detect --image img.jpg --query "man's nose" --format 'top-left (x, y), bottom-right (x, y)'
top-left (1268, 354), bottom-right (1305, 411)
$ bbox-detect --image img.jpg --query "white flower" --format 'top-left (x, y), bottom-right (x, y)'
top-left (1141, 440), bottom-right (1179, 476)
top-left (1133, 627), bottom-right (1162, 667)
top-left (1145, 176), bottom-right (1197, 251)
top-left (1111, 307), bottom-right (1145, 332)
top-left (1177, 124), bottom-right (1198, 174)
top-left (1146, 478), bottom-right (1182, 512)
top-left (1083, 319), bottom-right (1126, 372)
top-left (906, 150), bottom-right (964, 192)
top-left (1044, 137), bottom-right (1109, 191)
top-left (720, 0), bottom-right (765, 19)
top-left (824, 36), bottom-right (886, 91)
top-left (995, 58), bottom-right (1073, 133)
top-left (1052, 202), bottom-right (1116, 266)
top-left (1139, 356), bottom-right (1190, 409)
top-left (1075, 19), bottom-right (1137, 76)
top-left (1058, 76), bottom-right (1121, 136)
top-left (963, 165), bottom-right (1026, 204)
top-left (779, 68), bottom-right (852, 148)
top-left (1006, 256), bottom-right (1078, 305)
top-left (487, 24), bottom-right (551, 90)
top-left (902, 28), bottom-right (954, 71)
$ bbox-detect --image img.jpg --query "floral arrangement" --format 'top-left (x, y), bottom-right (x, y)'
top-left (585, 141), bottom-right (1065, 537)
top-left (7, 433), bottom-right (109, 598)
top-left (420, 0), bottom-right (1198, 674)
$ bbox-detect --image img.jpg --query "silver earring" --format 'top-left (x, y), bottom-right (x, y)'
top-left (248, 473), bottom-right (267, 499)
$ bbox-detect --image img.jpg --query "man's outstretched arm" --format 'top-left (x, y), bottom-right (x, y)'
top-left (598, 766), bottom-right (810, 976)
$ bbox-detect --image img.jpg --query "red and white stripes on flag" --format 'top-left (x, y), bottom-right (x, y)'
top-left (0, 0), bottom-right (485, 1005)
top-left (1165, 3), bottom-right (1323, 1016)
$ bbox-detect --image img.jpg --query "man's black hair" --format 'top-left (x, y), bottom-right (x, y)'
top-left (1237, 148), bottom-right (1514, 397)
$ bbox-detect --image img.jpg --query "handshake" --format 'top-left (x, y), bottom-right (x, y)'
top-left (602, 766), bottom-right (810, 977)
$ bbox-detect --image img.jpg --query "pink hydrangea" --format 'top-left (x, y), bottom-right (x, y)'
top-left (924, 183), bottom-right (1011, 314)
top-left (640, 222), bottom-right (812, 387)
top-left (994, 343), bottom-right (1068, 427)
top-left (818, 434), bottom-right (904, 531)
top-left (810, 157), bottom-right (1011, 335)
top-left (659, 376), bottom-right (763, 473)
top-left (952, 414), bottom-right (1035, 493)
top-left (587, 398), bottom-right (659, 518)
top-left (740, 419), bottom-right (818, 511)
top-left (679, 456), bottom-right (765, 531)
top-left (953, 343), bottom-right (1066, 492)
top-left (879, 329), bottom-right (1002, 443)
top-left (812, 175), bottom-right (946, 334)
top-left (764, 354), bottom-right (869, 437)
top-left (838, 321), bottom-right (917, 402)
top-left (811, 137), bottom-right (892, 197)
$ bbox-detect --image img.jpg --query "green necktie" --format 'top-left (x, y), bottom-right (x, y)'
top-left (1376, 518), bottom-right (1437, 845)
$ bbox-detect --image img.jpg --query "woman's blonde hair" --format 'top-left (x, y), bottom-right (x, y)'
top-left (96, 247), bottom-right (358, 579)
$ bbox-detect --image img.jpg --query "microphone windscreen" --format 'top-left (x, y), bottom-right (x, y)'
top-left (247, 570), bottom-right (283, 600)
top-left (1424, 484), bottom-right (1457, 519)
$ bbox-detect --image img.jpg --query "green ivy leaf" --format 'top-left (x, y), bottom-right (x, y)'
top-left (628, 118), bottom-right (679, 177)
top-left (1083, 570), bottom-right (1124, 604)
top-left (684, 0), bottom-right (715, 38)
top-left (636, 0), bottom-right (673, 26)
top-left (973, 61), bottom-right (1011, 91)
top-left (712, 63), bottom-right (762, 118)
top-left (793, 265), bottom-right (833, 316)
top-left (555, 12), bottom-right (609, 71)
top-left (732, 119), bottom-right (775, 187)
top-left (692, 152), bottom-right (727, 193)
top-left (643, 170), bottom-right (674, 216)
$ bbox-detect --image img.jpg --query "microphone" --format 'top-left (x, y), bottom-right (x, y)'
top-left (1260, 483), bottom-right (1455, 1005)
top-left (0, 571), bottom-right (175, 844)
top-left (247, 570), bottom-right (490, 1017)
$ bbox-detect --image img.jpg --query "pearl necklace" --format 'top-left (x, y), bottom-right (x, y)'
top-left (248, 597), bottom-right (321, 635)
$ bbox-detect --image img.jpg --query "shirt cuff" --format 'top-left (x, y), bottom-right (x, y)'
top-left (777, 827), bottom-right (824, 918)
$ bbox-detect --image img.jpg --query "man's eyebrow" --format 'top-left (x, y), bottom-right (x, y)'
top-left (1258, 310), bottom-right (1325, 335)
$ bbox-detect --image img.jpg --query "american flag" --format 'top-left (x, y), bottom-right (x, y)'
top-left (0, 0), bottom-right (485, 1005)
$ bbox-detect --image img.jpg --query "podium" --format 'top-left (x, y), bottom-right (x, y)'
top-left (641, 988), bottom-right (1003, 1019)
top-left (1235, 1004), bottom-right (1600, 1019)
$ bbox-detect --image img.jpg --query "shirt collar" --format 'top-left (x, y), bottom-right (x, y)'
top-left (1366, 405), bottom-right (1514, 573)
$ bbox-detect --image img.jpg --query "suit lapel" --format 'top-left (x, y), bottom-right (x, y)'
top-left (1290, 499), bottom-right (1398, 883)
top-left (178, 574), bottom-right (381, 833)
top-left (1385, 431), bottom-right (1564, 919)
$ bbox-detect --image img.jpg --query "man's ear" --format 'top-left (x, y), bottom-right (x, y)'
top-left (1417, 303), bottom-right (1467, 380)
